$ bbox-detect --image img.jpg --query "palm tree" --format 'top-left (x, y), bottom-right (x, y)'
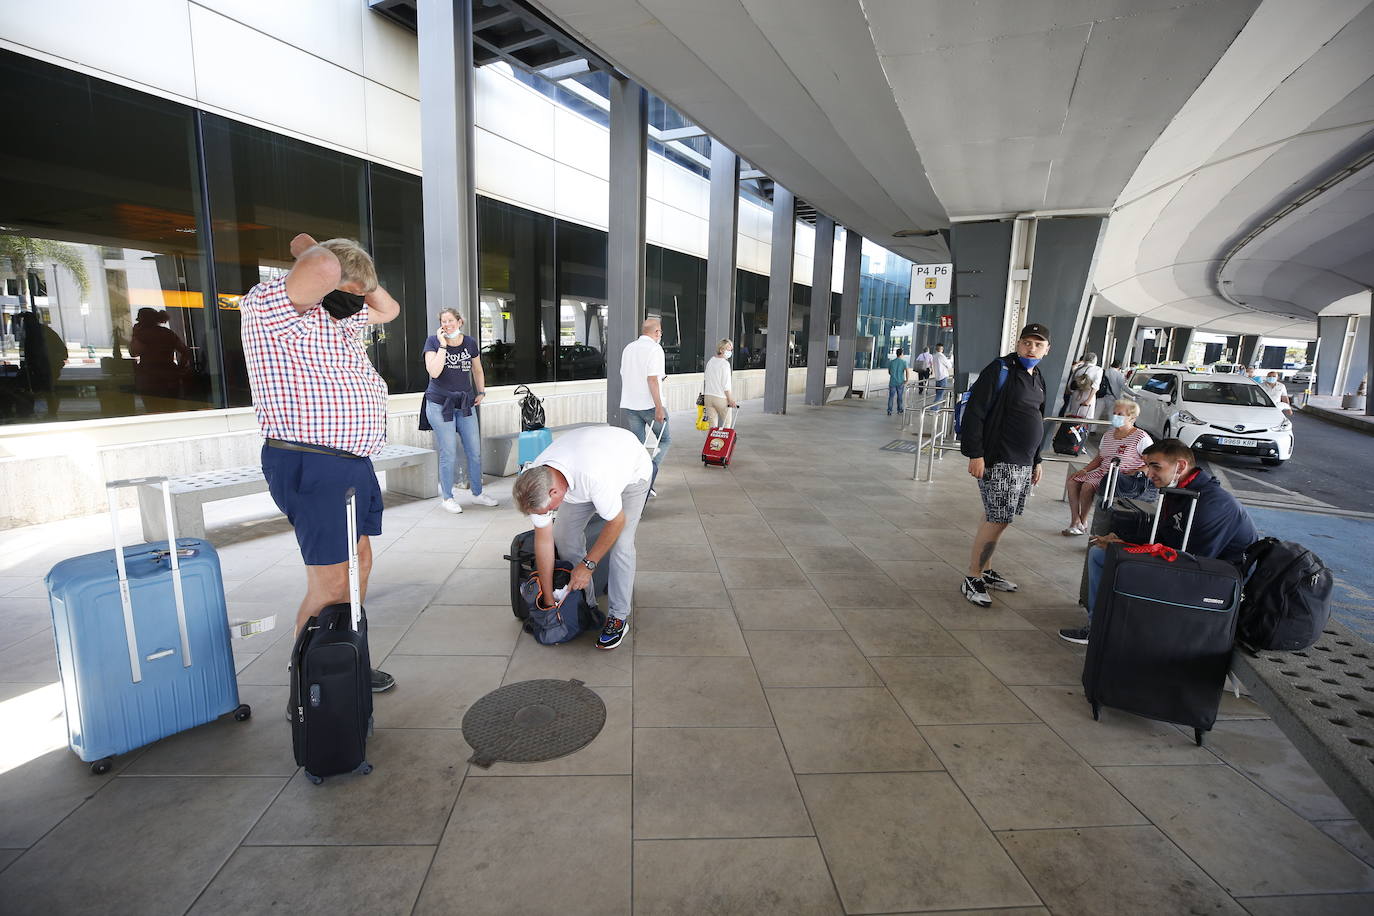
top-left (0, 235), bottom-right (90, 310)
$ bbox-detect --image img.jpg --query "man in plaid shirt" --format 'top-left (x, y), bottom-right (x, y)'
top-left (240, 233), bottom-right (401, 692)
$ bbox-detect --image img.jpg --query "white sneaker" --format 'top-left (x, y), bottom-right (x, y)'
top-left (441, 498), bottom-right (463, 514)
top-left (472, 492), bottom-right (499, 508)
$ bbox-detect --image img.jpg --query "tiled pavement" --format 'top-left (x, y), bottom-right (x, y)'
top-left (2, 394), bottom-right (1374, 915)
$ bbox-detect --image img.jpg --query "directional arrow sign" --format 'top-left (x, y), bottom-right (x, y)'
top-left (909, 263), bottom-right (952, 305)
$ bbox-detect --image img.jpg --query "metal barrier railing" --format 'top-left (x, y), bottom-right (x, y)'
top-left (910, 409), bottom-right (1113, 484)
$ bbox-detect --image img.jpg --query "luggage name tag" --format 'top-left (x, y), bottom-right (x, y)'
top-left (230, 615), bottom-right (277, 639)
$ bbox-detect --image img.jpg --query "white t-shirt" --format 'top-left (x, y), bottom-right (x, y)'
top-left (532, 426), bottom-right (653, 522)
top-left (914, 351), bottom-right (933, 371)
top-left (620, 335), bottom-right (666, 410)
top-left (703, 356), bottom-right (732, 398)
top-left (1262, 380), bottom-right (1289, 404)
top-left (931, 350), bottom-right (953, 380)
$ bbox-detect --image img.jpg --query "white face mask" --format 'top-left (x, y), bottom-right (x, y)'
top-left (722, 350), bottom-right (733, 359)
top-left (444, 328), bottom-right (462, 340)
top-left (1266, 377), bottom-right (1278, 385)
top-left (1110, 414), bottom-right (1127, 428)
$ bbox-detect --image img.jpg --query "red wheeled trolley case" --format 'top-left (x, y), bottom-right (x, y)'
top-left (701, 408), bottom-right (739, 467)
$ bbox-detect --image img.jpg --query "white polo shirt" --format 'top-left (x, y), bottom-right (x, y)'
top-left (703, 355), bottom-right (732, 398)
top-left (620, 335), bottom-right (666, 410)
top-left (531, 426), bottom-right (653, 522)
top-left (931, 350), bottom-right (953, 381)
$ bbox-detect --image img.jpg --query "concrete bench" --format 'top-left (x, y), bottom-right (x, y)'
top-left (482, 423), bottom-right (602, 477)
top-left (137, 443), bottom-right (437, 542)
top-left (1231, 623), bottom-right (1374, 837)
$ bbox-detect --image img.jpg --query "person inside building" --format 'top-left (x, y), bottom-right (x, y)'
top-left (1059, 437), bottom-right (1258, 645)
top-left (512, 425), bottom-right (652, 651)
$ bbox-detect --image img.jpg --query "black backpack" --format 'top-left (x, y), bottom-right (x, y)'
top-left (1052, 422), bottom-right (1085, 456)
top-left (1238, 538), bottom-right (1333, 651)
top-left (514, 384), bottom-right (545, 431)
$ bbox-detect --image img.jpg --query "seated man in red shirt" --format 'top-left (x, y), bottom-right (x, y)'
top-left (238, 232), bottom-right (401, 692)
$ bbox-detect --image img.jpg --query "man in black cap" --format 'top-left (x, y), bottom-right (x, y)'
top-left (957, 323), bottom-right (1052, 607)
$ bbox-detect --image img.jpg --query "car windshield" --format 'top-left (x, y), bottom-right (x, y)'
top-left (1181, 381), bottom-right (1275, 408)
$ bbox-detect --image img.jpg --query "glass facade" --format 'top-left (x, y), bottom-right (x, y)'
top-left (0, 48), bottom-right (917, 428)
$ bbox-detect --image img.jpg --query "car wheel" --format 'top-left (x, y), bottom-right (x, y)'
top-left (1261, 457), bottom-right (1285, 467)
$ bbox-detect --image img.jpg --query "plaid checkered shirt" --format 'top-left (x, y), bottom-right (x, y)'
top-left (239, 276), bottom-right (388, 456)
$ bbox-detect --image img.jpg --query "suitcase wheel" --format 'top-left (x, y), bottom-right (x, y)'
top-left (721, 459), bottom-right (728, 467)
top-left (1194, 728), bottom-right (1205, 747)
top-left (1090, 701), bottom-right (1100, 722)
top-left (356, 761), bottom-right (374, 776)
top-left (233, 704), bottom-right (252, 722)
top-left (305, 771), bottom-right (324, 786)
top-left (90, 757), bottom-right (113, 776)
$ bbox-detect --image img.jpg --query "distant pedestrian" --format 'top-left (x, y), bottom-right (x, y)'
top-left (1096, 359), bottom-right (1126, 420)
top-left (1068, 353), bottom-right (1102, 419)
top-left (703, 338), bottom-right (739, 427)
top-left (930, 342), bottom-right (953, 400)
top-left (620, 317), bottom-right (670, 495)
top-left (1261, 371), bottom-right (1292, 413)
top-left (958, 323), bottom-right (1051, 607)
top-left (887, 348), bottom-right (911, 416)
top-left (914, 346), bottom-right (933, 392)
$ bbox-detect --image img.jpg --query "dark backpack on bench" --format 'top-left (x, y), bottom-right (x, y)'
top-left (1237, 538), bottom-right (1333, 651)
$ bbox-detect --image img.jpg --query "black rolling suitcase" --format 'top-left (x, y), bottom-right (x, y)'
top-left (290, 488), bottom-right (373, 783)
top-left (1081, 485), bottom-right (1242, 745)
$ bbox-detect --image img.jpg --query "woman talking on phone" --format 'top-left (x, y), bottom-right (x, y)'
top-left (420, 308), bottom-right (499, 513)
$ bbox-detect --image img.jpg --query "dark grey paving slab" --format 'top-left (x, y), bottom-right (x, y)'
top-left (799, 772), bottom-right (1040, 914)
top-left (1319, 820), bottom-right (1374, 868)
top-left (948, 628), bottom-right (1085, 686)
top-left (808, 572), bottom-right (911, 608)
top-left (188, 845), bottom-right (434, 916)
top-left (1102, 764), bottom-right (1374, 895)
top-left (999, 825), bottom-right (1246, 916)
top-left (716, 555), bottom-right (806, 588)
top-left (246, 729), bottom-right (466, 846)
top-left (923, 724), bottom-right (1146, 830)
top-left (391, 605), bottom-right (522, 656)
top-left (126, 685), bottom-right (295, 776)
top-left (1236, 893), bottom-right (1374, 915)
top-left (633, 570), bottom-right (730, 608)
top-left (730, 588), bottom-right (843, 629)
top-left (873, 656), bottom-right (1039, 726)
top-left (1205, 718), bottom-right (1352, 820)
top-left (745, 630), bottom-right (883, 688)
top-left (633, 727), bottom-right (811, 839)
top-left (634, 837), bottom-right (843, 915)
top-left (0, 775), bottom-right (283, 916)
top-left (634, 656), bottom-right (771, 727)
top-left (632, 606), bottom-right (748, 656)
top-left (834, 606), bottom-right (969, 657)
top-left (415, 776), bottom-right (630, 916)
top-left (768, 687), bottom-right (941, 774)
top-left (503, 629), bottom-right (634, 687)
top-left (368, 655), bottom-right (508, 729)
top-left (1012, 686), bottom-right (1219, 766)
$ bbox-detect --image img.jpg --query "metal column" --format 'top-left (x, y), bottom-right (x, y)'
top-left (835, 229), bottom-right (862, 395)
top-left (606, 77), bottom-right (647, 429)
top-left (804, 215), bottom-right (836, 405)
top-left (704, 141), bottom-right (739, 369)
top-left (763, 186), bottom-right (796, 414)
top-left (417, 0), bottom-right (477, 330)
top-left (1169, 327), bottom-right (1195, 363)
top-left (1238, 335), bottom-right (1263, 368)
top-left (1112, 317), bottom-right (1138, 367)
top-left (1083, 315), bottom-right (1110, 362)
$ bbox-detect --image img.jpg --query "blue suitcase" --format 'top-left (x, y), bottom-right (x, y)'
top-left (44, 477), bottom-right (250, 774)
top-left (518, 427), bottom-right (553, 468)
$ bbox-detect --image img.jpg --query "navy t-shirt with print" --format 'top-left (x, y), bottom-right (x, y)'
top-left (423, 335), bottom-right (478, 397)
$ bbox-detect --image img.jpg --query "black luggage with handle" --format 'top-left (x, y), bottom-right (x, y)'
top-left (290, 488), bottom-right (373, 784)
top-left (1052, 421), bottom-right (1086, 456)
top-left (504, 520), bottom-right (609, 620)
top-left (1081, 486), bottom-right (1242, 745)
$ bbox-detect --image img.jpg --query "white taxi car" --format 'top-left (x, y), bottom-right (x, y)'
top-left (1124, 367), bottom-right (1294, 466)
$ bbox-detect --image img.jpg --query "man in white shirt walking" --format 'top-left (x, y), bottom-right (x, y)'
top-left (620, 317), bottom-right (671, 494)
top-left (931, 342), bottom-right (954, 398)
top-left (913, 346), bottom-right (934, 392)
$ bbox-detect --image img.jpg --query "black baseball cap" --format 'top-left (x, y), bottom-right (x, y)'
top-left (1019, 322), bottom-right (1051, 342)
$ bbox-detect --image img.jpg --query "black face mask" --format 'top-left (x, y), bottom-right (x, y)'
top-left (321, 290), bottom-right (365, 319)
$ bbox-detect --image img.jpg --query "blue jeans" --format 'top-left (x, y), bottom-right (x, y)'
top-left (623, 408), bottom-right (670, 490)
top-left (425, 400), bottom-right (484, 498)
top-left (1087, 545), bottom-right (1106, 622)
top-left (887, 383), bottom-right (905, 415)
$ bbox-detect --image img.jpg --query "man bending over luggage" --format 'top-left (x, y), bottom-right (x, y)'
top-left (959, 323), bottom-right (1052, 607)
top-left (1060, 438), bottom-right (1257, 645)
top-left (239, 232), bottom-right (401, 692)
top-left (512, 426), bottom-right (652, 650)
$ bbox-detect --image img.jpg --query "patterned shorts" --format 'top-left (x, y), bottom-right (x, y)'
top-left (977, 462), bottom-right (1034, 524)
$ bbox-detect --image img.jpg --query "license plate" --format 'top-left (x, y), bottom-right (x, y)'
top-left (1216, 436), bottom-right (1253, 447)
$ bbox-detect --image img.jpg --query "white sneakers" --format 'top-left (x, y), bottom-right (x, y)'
top-left (441, 494), bottom-right (498, 513)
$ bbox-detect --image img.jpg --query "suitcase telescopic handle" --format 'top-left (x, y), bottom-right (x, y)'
top-left (105, 477), bottom-right (194, 684)
top-left (1148, 485), bottom-right (1200, 549)
top-left (345, 487), bottom-right (361, 631)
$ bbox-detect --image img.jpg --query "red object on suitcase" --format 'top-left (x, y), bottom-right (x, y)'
top-left (702, 408), bottom-right (739, 467)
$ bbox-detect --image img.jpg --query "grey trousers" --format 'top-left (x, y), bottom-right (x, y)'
top-left (553, 478), bottom-right (650, 621)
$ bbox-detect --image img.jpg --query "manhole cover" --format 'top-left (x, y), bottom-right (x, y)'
top-left (880, 439), bottom-right (920, 453)
top-left (462, 678), bottom-right (606, 768)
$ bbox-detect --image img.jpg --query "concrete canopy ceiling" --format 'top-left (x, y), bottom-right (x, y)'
top-left (1094, 1), bottom-right (1374, 339)
top-left (530, 0), bottom-right (1256, 266)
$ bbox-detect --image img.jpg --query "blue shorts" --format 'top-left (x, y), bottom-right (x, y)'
top-left (261, 443), bottom-right (383, 566)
